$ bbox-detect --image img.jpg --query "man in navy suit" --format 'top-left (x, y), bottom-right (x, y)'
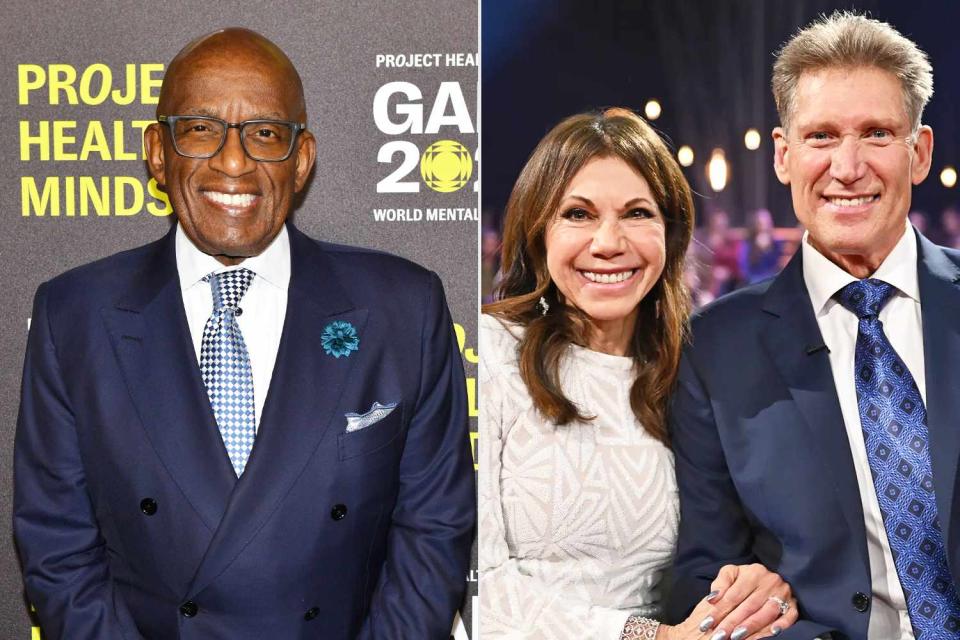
top-left (13, 28), bottom-right (475, 639)
top-left (666, 12), bottom-right (960, 640)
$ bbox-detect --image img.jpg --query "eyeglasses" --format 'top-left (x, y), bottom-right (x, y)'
top-left (793, 129), bottom-right (916, 153)
top-left (158, 115), bottom-right (306, 162)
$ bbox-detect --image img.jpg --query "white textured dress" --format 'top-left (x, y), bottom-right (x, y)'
top-left (479, 314), bottom-right (680, 639)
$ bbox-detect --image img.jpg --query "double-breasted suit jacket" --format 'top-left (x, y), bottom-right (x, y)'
top-left (14, 223), bottom-right (476, 639)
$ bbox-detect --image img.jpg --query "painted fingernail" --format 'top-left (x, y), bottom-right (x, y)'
top-left (706, 589), bottom-right (721, 602)
top-left (709, 630), bottom-right (728, 640)
top-left (731, 627), bottom-right (748, 640)
top-left (698, 615), bottom-right (715, 632)
top-left (771, 625), bottom-right (783, 636)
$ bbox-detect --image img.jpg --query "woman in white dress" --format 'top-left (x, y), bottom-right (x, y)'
top-left (480, 109), bottom-right (798, 640)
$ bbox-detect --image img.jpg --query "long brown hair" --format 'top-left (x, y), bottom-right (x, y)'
top-left (483, 108), bottom-right (694, 445)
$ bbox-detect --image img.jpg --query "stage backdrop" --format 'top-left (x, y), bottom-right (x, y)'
top-left (0, 1), bottom-right (478, 637)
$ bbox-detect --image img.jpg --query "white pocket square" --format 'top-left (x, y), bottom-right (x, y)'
top-left (345, 402), bottom-right (398, 433)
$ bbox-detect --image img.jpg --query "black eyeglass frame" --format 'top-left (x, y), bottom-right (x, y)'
top-left (157, 115), bottom-right (307, 162)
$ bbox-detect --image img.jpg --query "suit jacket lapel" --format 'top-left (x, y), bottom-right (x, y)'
top-left (916, 233), bottom-right (960, 581)
top-left (759, 251), bottom-right (870, 575)
top-left (188, 225), bottom-right (368, 595)
top-left (100, 228), bottom-right (236, 533)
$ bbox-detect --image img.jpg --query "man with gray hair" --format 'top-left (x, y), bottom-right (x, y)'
top-left (667, 12), bottom-right (960, 639)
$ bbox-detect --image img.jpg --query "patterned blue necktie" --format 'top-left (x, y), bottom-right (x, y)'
top-left (200, 268), bottom-right (256, 476)
top-left (837, 278), bottom-right (960, 637)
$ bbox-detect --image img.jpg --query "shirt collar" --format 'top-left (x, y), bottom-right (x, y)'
top-left (175, 222), bottom-right (291, 291)
top-left (802, 221), bottom-right (919, 316)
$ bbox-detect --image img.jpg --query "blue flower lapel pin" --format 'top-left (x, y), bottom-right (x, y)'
top-left (321, 320), bottom-right (360, 358)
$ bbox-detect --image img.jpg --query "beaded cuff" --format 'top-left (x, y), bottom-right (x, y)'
top-left (619, 615), bottom-right (660, 639)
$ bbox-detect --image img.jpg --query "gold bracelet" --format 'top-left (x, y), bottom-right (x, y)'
top-left (619, 615), bottom-right (660, 639)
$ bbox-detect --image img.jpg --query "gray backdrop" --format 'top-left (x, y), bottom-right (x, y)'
top-left (0, 1), bottom-right (478, 637)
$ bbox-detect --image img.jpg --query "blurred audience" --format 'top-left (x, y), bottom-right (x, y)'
top-left (694, 209), bottom-right (742, 299)
top-left (909, 209), bottom-right (932, 239)
top-left (739, 208), bottom-right (783, 284)
top-left (939, 207), bottom-right (960, 249)
top-left (481, 225), bottom-right (502, 303)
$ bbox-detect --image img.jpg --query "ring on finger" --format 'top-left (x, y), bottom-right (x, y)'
top-left (769, 595), bottom-right (790, 616)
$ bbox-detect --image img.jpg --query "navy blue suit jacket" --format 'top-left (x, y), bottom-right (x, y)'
top-left (13, 224), bottom-right (476, 639)
top-left (666, 231), bottom-right (960, 639)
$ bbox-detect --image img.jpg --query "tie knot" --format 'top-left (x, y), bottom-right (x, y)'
top-left (205, 268), bottom-right (254, 311)
top-left (836, 278), bottom-right (895, 319)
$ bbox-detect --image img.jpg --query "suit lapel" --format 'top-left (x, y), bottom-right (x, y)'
top-left (759, 251), bottom-right (870, 575)
top-left (188, 225), bottom-right (368, 595)
top-left (100, 229), bottom-right (236, 533)
top-left (916, 234), bottom-right (960, 582)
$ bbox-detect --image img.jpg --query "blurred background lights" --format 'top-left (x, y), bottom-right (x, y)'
top-left (707, 148), bottom-right (728, 192)
top-left (644, 99), bottom-right (662, 120)
top-left (744, 128), bottom-right (761, 150)
top-left (677, 145), bottom-right (694, 167)
top-left (941, 166), bottom-right (957, 188)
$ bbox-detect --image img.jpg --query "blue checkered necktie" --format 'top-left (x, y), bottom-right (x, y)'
top-left (200, 268), bottom-right (256, 477)
top-left (836, 278), bottom-right (960, 637)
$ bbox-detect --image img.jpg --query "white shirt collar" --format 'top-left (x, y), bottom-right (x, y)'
top-left (802, 221), bottom-right (919, 317)
top-left (175, 222), bottom-right (291, 291)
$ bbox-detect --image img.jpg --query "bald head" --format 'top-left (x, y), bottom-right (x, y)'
top-left (157, 28), bottom-right (306, 121)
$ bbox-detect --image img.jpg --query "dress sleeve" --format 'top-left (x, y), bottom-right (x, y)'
top-left (477, 317), bottom-right (634, 639)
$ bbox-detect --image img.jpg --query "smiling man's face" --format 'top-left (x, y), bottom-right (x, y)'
top-left (146, 30), bottom-right (316, 265)
top-left (772, 65), bottom-right (932, 276)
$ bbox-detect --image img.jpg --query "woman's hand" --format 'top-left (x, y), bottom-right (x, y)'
top-left (656, 564), bottom-right (797, 640)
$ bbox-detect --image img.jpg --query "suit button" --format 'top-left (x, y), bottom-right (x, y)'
top-left (304, 607), bottom-right (319, 621)
top-left (235, 307), bottom-right (243, 316)
top-left (140, 498), bottom-right (157, 516)
top-left (179, 601), bottom-right (198, 617)
top-left (331, 504), bottom-right (348, 520)
top-left (852, 591), bottom-right (870, 612)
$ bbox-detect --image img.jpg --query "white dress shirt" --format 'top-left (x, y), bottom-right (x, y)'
top-left (175, 223), bottom-right (290, 431)
top-left (802, 223), bottom-right (922, 639)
